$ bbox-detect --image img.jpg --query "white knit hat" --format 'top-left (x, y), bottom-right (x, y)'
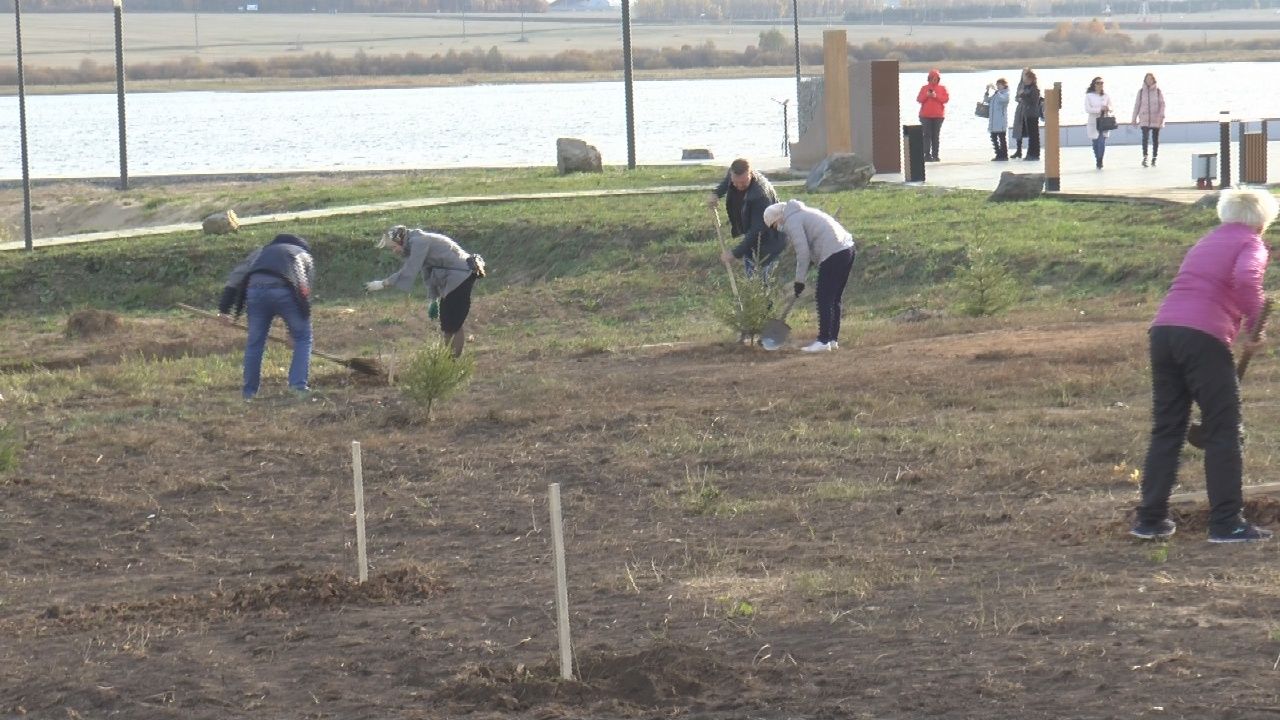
top-left (762, 203), bottom-right (786, 228)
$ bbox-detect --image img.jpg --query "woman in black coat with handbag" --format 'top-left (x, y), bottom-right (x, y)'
top-left (1015, 69), bottom-right (1041, 161)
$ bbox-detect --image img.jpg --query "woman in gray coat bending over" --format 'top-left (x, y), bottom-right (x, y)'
top-left (763, 200), bottom-right (857, 353)
top-left (365, 225), bottom-right (486, 357)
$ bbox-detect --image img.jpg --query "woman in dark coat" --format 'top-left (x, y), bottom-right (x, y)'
top-left (1015, 68), bottom-right (1041, 161)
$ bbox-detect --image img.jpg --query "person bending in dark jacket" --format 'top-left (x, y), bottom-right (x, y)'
top-left (218, 233), bottom-right (315, 400)
top-left (706, 158), bottom-right (784, 282)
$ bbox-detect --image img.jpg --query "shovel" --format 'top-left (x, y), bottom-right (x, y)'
top-left (177, 302), bottom-right (386, 378)
top-left (761, 293), bottom-right (802, 351)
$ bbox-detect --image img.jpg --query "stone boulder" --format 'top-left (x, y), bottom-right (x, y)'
top-left (1193, 192), bottom-right (1220, 210)
top-left (682, 148), bottom-right (714, 160)
top-left (805, 153), bottom-right (875, 193)
top-left (202, 209), bottom-right (240, 235)
top-left (988, 172), bottom-right (1045, 202)
top-left (556, 138), bottom-right (602, 174)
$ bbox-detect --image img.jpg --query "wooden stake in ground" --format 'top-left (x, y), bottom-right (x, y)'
top-left (548, 482), bottom-right (574, 680)
top-left (351, 441), bottom-right (369, 583)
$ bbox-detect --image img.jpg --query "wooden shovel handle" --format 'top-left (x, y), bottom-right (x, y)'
top-left (710, 207), bottom-right (742, 309)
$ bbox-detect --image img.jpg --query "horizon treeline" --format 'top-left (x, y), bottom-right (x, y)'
top-left (4, 21), bottom-right (1274, 85)
top-left (5, 0), bottom-right (1278, 17)
top-left (0, 0), bottom-right (547, 11)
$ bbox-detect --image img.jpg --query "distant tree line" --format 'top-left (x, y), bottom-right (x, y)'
top-left (0, 0), bottom-right (546, 11)
top-left (4, 0), bottom-right (1279, 16)
top-left (2, 21), bottom-right (1277, 84)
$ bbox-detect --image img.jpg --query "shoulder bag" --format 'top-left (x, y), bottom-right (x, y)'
top-left (1096, 109), bottom-right (1118, 132)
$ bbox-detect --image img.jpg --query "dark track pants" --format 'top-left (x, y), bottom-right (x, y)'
top-left (1138, 325), bottom-right (1244, 531)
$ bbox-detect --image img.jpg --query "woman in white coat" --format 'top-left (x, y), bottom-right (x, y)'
top-left (1084, 76), bottom-right (1114, 169)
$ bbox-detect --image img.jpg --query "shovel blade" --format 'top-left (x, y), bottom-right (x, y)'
top-left (760, 318), bottom-right (790, 351)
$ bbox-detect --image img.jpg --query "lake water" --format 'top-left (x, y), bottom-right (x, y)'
top-left (0, 61), bottom-right (1275, 179)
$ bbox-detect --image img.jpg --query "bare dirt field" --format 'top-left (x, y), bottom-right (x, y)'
top-left (6, 277), bottom-right (1280, 718)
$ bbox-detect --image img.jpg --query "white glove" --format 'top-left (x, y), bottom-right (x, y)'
top-left (364, 280), bottom-right (385, 292)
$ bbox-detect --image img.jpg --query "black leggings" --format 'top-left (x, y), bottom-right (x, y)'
top-left (1141, 126), bottom-right (1161, 158)
top-left (815, 248), bottom-right (856, 343)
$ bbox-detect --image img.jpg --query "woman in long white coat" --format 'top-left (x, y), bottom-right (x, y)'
top-left (1084, 76), bottom-right (1114, 169)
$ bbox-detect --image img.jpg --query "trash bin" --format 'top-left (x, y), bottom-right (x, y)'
top-left (1193, 153), bottom-right (1218, 189)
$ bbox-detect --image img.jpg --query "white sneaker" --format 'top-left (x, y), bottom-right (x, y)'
top-left (830, 341), bottom-right (839, 350)
top-left (800, 341), bottom-right (832, 353)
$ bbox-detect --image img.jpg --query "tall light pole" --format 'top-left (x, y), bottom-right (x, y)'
top-left (113, 0), bottom-right (129, 190)
top-left (621, 0), bottom-right (636, 168)
top-left (13, 0), bottom-right (33, 250)
top-left (792, 0), bottom-right (801, 107)
top-left (193, 0), bottom-right (200, 52)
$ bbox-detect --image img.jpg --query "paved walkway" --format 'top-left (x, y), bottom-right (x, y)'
top-left (5, 139), bottom-right (1275, 252)
top-left (764, 138), bottom-right (1279, 203)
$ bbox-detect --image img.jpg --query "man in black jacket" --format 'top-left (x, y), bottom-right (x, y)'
top-left (218, 233), bottom-right (315, 400)
top-left (707, 158), bottom-right (784, 281)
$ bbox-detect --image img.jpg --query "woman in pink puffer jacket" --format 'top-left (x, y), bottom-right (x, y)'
top-left (1131, 72), bottom-right (1166, 167)
top-left (1133, 188), bottom-right (1278, 543)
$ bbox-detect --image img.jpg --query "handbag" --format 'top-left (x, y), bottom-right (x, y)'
top-left (1096, 112), bottom-right (1118, 132)
top-left (974, 100), bottom-right (990, 119)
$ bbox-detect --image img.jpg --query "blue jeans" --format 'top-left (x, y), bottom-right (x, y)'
top-left (1092, 136), bottom-right (1107, 166)
top-left (244, 286), bottom-right (312, 398)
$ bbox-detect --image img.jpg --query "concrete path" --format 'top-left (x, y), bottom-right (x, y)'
top-left (5, 139), bottom-right (1275, 252)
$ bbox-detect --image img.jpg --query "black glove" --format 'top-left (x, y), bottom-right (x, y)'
top-left (793, 282), bottom-right (805, 298)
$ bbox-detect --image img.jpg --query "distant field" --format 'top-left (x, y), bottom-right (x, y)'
top-left (2, 9), bottom-right (1279, 71)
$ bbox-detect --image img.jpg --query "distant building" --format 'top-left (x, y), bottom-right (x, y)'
top-left (549, 0), bottom-right (621, 11)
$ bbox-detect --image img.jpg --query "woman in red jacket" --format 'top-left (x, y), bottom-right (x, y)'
top-left (915, 69), bottom-right (949, 162)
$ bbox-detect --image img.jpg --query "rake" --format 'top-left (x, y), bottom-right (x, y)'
top-left (177, 302), bottom-right (385, 378)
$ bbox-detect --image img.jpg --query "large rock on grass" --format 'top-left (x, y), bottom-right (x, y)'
top-left (202, 209), bottom-right (240, 235)
top-left (805, 153), bottom-right (875, 192)
top-left (682, 148), bottom-right (713, 160)
top-left (989, 172), bottom-right (1045, 202)
top-left (556, 138), bottom-right (602, 174)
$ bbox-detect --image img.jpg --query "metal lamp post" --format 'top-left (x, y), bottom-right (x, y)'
top-left (621, 0), bottom-right (636, 169)
top-left (113, 0), bottom-right (129, 190)
top-left (792, 0), bottom-right (801, 106)
top-left (13, 0), bottom-right (33, 250)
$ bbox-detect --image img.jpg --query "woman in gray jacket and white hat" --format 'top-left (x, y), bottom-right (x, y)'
top-left (763, 200), bottom-right (857, 353)
top-left (365, 225), bottom-right (486, 357)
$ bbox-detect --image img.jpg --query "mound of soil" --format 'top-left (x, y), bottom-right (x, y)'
top-left (64, 308), bottom-right (122, 338)
top-left (1172, 496), bottom-right (1280, 533)
top-left (35, 565), bottom-right (446, 630)
top-left (433, 644), bottom-right (753, 713)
